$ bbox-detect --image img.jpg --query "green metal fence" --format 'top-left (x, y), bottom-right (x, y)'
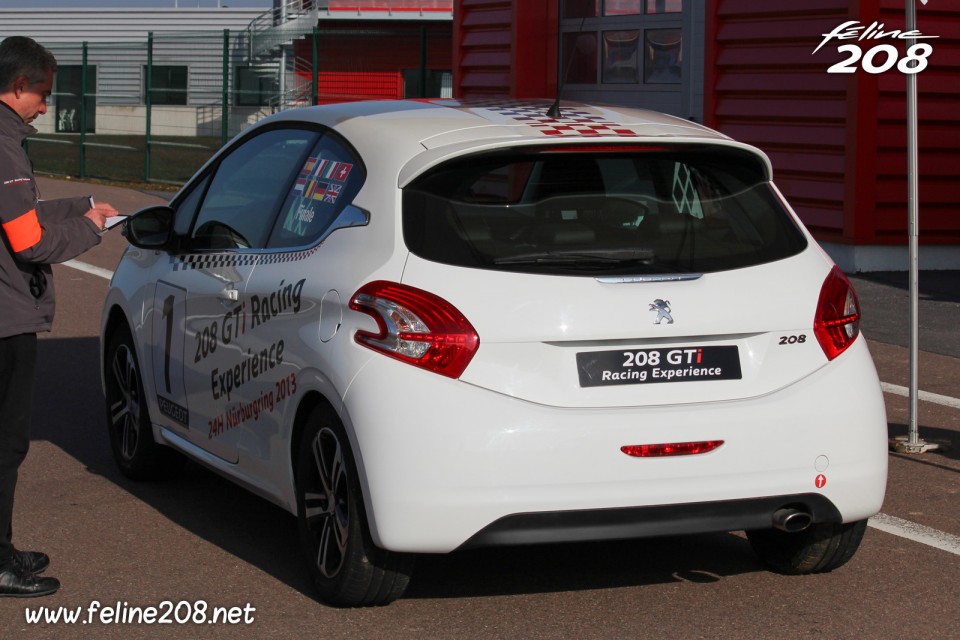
top-left (24, 24), bottom-right (451, 187)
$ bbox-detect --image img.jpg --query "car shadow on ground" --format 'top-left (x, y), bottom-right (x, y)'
top-left (32, 336), bottom-right (311, 593)
top-left (406, 531), bottom-right (759, 600)
top-left (32, 336), bottom-right (768, 605)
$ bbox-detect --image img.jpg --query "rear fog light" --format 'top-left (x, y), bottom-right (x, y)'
top-left (621, 441), bottom-right (724, 457)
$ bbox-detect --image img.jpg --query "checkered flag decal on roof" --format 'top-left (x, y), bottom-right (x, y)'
top-left (480, 103), bottom-right (636, 138)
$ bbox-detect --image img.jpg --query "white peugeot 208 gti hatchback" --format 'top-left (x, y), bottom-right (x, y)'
top-left (101, 99), bottom-right (888, 607)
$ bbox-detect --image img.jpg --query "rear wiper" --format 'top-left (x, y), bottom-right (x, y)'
top-left (494, 248), bottom-right (654, 266)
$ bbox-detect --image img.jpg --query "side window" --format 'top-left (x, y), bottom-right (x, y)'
top-left (267, 133), bottom-right (366, 249)
top-left (187, 128), bottom-right (319, 250)
top-left (172, 174), bottom-right (210, 237)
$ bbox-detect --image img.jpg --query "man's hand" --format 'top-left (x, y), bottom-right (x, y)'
top-left (83, 202), bottom-right (117, 231)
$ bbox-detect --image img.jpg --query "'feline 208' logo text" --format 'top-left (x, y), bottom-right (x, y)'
top-left (814, 20), bottom-right (938, 75)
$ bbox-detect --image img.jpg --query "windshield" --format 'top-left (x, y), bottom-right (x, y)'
top-left (403, 146), bottom-right (807, 276)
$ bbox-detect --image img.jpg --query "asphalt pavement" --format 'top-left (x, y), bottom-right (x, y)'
top-left (850, 270), bottom-right (960, 359)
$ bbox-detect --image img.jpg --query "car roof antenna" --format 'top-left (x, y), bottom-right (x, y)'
top-left (548, 16), bottom-right (590, 119)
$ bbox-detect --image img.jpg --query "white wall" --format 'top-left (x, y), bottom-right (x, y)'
top-left (0, 8), bottom-right (265, 43)
top-left (33, 105), bottom-right (266, 138)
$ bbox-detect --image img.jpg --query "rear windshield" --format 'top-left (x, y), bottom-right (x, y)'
top-left (403, 146), bottom-right (807, 276)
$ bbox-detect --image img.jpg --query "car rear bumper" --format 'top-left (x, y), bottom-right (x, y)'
top-left (343, 338), bottom-right (888, 553)
top-left (457, 493), bottom-right (842, 550)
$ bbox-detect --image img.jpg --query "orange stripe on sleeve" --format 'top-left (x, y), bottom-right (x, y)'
top-left (2, 209), bottom-right (43, 253)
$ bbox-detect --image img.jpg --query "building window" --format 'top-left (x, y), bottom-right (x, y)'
top-left (563, 0), bottom-right (681, 17)
top-left (236, 66), bottom-right (278, 107)
top-left (403, 69), bottom-right (453, 99)
top-left (644, 29), bottom-right (682, 83)
top-left (561, 0), bottom-right (684, 87)
top-left (55, 65), bottom-right (96, 133)
top-left (646, 0), bottom-right (682, 14)
top-left (602, 30), bottom-right (640, 83)
top-left (145, 65), bottom-right (187, 105)
top-left (604, 0), bottom-right (641, 16)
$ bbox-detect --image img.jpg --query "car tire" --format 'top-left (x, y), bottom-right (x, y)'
top-left (104, 326), bottom-right (173, 480)
top-left (296, 405), bottom-right (414, 607)
top-left (746, 519), bottom-right (868, 575)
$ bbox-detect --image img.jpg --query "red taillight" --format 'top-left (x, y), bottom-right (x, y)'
top-left (349, 281), bottom-right (479, 379)
top-left (621, 441), bottom-right (724, 458)
top-left (814, 266), bottom-right (861, 361)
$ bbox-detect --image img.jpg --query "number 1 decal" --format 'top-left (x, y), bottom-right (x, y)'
top-left (162, 294), bottom-right (175, 394)
top-left (153, 282), bottom-right (189, 427)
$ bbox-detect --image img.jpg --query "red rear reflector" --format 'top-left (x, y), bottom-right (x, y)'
top-left (621, 441), bottom-right (724, 458)
top-left (813, 266), bottom-right (861, 361)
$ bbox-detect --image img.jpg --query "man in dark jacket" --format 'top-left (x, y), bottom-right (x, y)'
top-left (0, 35), bottom-right (114, 597)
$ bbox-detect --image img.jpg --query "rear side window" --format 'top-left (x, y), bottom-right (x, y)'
top-left (267, 133), bottom-right (365, 249)
top-left (403, 146), bottom-right (807, 276)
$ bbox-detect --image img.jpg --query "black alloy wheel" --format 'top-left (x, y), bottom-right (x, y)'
top-left (104, 327), bottom-right (171, 480)
top-left (296, 405), bottom-right (414, 607)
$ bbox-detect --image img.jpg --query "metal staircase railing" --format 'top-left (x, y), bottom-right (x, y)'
top-left (267, 55), bottom-right (314, 112)
top-left (248, 0), bottom-right (453, 59)
top-left (246, 1), bottom-right (454, 113)
top-left (248, 0), bottom-right (319, 60)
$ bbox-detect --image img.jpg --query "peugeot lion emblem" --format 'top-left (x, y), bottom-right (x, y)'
top-left (649, 299), bottom-right (674, 325)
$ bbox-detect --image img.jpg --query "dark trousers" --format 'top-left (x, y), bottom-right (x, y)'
top-left (0, 333), bottom-right (37, 563)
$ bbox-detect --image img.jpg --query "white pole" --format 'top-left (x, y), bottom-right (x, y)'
top-left (907, 0), bottom-right (920, 446)
top-left (893, 1), bottom-right (941, 454)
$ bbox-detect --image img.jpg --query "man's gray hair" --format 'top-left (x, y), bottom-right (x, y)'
top-left (0, 36), bottom-right (58, 92)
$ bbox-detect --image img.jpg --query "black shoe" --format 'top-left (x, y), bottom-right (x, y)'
top-left (13, 550), bottom-right (49, 575)
top-left (0, 566), bottom-right (60, 598)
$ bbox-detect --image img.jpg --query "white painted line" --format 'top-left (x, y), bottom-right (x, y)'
top-left (869, 513), bottom-right (960, 557)
top-left (881, 382), bottom-right (960, 410)
top-left (62, 259), bottom-right (114, 281)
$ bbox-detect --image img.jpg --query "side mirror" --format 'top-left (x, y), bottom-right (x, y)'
top-left (122, 205), bottom-right (175, 249)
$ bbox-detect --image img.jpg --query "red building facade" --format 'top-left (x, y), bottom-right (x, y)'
top-left (294, 21), bottom-right (453, 104)
top-left (452, 0), bottom-right (960, 271)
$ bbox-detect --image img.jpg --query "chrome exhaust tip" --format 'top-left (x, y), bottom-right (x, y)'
top-left (772, 507), bottom-right (813, 533)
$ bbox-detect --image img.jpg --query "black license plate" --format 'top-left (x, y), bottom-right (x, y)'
top-left (576, 346), bottom-right (741, 387)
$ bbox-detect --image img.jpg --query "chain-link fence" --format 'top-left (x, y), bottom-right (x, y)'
top-left (24, 22), bottom-right (451, 186)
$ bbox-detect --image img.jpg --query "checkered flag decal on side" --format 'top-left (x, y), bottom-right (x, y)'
top-left (171, 246), bottom-right (319, 271)
top-left (172, 253), bottom-right (258, 272)
top-left (259, 246), bottom-right (320, 265)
